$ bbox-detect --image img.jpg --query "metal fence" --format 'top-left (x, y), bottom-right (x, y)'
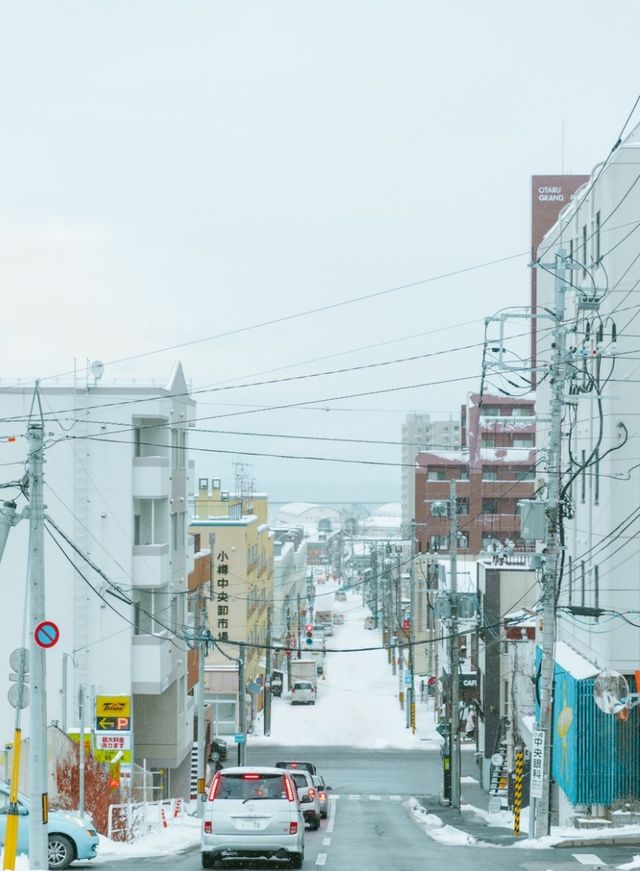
top-left (107, 797), bottom-right (186, 841)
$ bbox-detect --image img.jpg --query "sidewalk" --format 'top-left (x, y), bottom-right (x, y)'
top-left (412, 696), bottom-right (640, 850)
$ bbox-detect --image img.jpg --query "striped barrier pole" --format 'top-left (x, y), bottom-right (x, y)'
top-left (513, 749), bottom-right (523, 837)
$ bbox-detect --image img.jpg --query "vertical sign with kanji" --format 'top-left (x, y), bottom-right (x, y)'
top-left (215, 549), bottom-right (232, 641)
top-left (530, 729), bottom-right (545, 799)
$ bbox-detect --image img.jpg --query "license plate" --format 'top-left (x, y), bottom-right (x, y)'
top-left (237, 819), bottom-right (263, 830)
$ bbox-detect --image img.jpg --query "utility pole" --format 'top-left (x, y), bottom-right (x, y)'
top-left (264, 606), bottom-right (272, 737)
top-left (408, 534), bottom-right (416, 734)
top-left (196, 591), bottom-right (208, 815)
top-left (449, 479), bottom-right (461, 811)
top-left (534, 250), bottom-right (568, 838)
top-left (28, 422), bottom-right (48, 870)
top-left (237, 644), bottom-right (246, 766)
top-left (296, 594), bottom-right (301, 659)
top-left (78, 685), bottom-right (85, 817)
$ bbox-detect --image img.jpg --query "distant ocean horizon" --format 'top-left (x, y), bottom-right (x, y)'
top-left (259, 479), bottom-right (399, 507)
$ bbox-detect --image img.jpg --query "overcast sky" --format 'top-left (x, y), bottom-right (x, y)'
top-left (2, 2), bottom-right (639, 503)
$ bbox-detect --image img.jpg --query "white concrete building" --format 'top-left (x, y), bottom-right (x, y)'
top-left (535, 122), bottom-right (640, 819)
top-left (271, 527), bottom-right (308, 662)
top-left (400, 413), bottom-right (460, 535)
top-left (0, 363), bottom-right (196, 797)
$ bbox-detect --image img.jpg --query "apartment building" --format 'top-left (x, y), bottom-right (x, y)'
top-left (401, 414), bottom-right (460, 535)
top-left (0, 363), bottom-right (196, 797)
top-left (414, 394), bottom-right (536, 557)
top-left (189, 480), bottom-right (273, 735)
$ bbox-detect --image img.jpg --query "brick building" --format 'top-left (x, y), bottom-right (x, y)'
top-left (414, 394), bottom-right (536, 556)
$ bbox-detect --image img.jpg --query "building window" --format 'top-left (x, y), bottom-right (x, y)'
top-left (513, 437), bottom-right (533, 448)
top-left (582, 224), bottom-right (587, 276)
top-left (459, 467), bottom-right (469, 480)
top-left (516, 467), bottom-right (535, 481)
top-left (456, 498), bottom-right (469, 515)
top-left (427, 469), bottom-right (448, 481)
top-left (512, 407), bottom-right (533, 418)
top-left (595, 210), bottom-right (601, 263)
top-left (482, 468), bottom-right (498, 481)
top-left (482, 498), bottom-right (498, 515)
top-left (482, 438), bottom-right (496, 448)
top-left (429, 535), bottom-right (448, 551)
top-left (482, 406), bottom-right (500, 416)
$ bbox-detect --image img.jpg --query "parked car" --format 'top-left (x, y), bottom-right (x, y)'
top-left (201, 766), bottom-right (304, 869)
top-left (332, 612), bottom-right (344, 624)
top-left (291, 680), bottom-right (316, 705)
top-left (334, 589), bottom-right (347, 602)
top-left (286, 769), bottom-right (321, 830)
top-left (209, 736), bottom-right (228, 762)
top-left (313, 622), bottom-right (333, 637)
top-left (0, 783), bottom-right (99, 870)
top-left (275, 760), bottom-right (317, 776)
top-left (312, 774), bottom-right (332, 819)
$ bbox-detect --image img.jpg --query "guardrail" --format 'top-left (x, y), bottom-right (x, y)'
top-left (107, 797), bottom-right (186, 841)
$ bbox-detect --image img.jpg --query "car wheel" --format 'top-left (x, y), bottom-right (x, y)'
top-left (290, 850), bottom-right (304, 868)
top-left (311, 812), bottom-right (321, 830)
top-left (210, 750), bottom-right (221, 762)
top-left (48, 834), bottom-right (74, 870)
top-left (202, 852), bottom-right (217, 869)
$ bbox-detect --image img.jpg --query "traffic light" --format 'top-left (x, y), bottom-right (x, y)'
top-left (305, 623), bottom-right (313, 646)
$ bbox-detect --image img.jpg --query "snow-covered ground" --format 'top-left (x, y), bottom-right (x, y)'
top-left (251, 584), bottom-right (441, 749)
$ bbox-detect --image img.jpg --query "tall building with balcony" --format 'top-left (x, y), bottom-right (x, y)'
top-left (189, 480), bottom-right (273, 736)
top-left (401, 413), bottom-right (460, 535)
top-left (414, 394), bottom-right (536, 556)
top-left (0, 363), bottom-right (196, 797)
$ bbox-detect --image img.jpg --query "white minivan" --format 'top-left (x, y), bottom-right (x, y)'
top-left (201, 766), bottom-right (304, 868)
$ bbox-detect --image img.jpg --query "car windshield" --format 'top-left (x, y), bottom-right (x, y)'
top-left (294, 681), bottom-right (313, 690)
top-left (289, 773), bottom-right (309, 789)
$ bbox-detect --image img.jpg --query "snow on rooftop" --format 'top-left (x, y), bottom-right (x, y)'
top-left (554, 640), bottom-right (600, 680)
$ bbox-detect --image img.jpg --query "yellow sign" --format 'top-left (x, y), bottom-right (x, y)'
top-left (96, 695), bottom-right (131, 718)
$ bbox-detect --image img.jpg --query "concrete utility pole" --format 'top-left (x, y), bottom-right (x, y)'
top-left (407, 534), bottom-right (416, 734)
top-left (535, 250), bottom-right (568, 838)
top-left (27, 422), bottom-right (48, 870)
top-left (237, 644), bottom-right (246, 766)
top-left (197, 593), bottom-right (209, 815)
top-left (264, 606), bottom-right (272, 737)
top-left (449, 479), bottom-right (461, 811)
top-left (78, 685), bottom-right (86, 817)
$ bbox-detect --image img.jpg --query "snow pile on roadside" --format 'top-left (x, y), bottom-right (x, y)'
top-left (619, 856), bottom-right (640, 870)
top-left (0, 854), bottom-right (33, 870)
top-left (405, 798), bottom-right (477, 846)
top-left (95, 814), bottom-right (201, 861)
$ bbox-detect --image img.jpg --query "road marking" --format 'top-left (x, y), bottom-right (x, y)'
top-left (389, 795), bottom-right (402, 801)
top-left (573, 855), bottom-right (605, 865)
top-left (327, 790), bottom-right (337, 833)
top-left (348, 794), bottom-right (360, 800)
top-left (369, 794), bottom-right (381, 800)
top-left (331, 794), bottom-right (340, 800)
top-left (322, 837), bottom-right (331, 846)
top-left (316, 853), bottom-right (327, 865)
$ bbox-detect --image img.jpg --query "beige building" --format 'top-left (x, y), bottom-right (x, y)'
top-left (189, 480), bottom-right (273, 735)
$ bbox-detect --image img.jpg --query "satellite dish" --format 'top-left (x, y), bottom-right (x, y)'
top-left (593, 669), bottom-right (629, 715)
top-left (90, 360), bottom-right (105, 381)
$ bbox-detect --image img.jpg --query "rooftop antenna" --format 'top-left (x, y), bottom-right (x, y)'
top-left (90, 360), bottom-right (105, 388)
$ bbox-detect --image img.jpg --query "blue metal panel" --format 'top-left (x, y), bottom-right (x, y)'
top-left (548, 661), bottom-right (640, 805)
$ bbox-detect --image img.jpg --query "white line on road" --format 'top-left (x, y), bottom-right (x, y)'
top-left (369, 794), bottom-right (381, 800)
top-left (327, 790), bottom-right (337, 834)
top-left (322, 837), bottom-right (331, 846)
top-left (348, 794), bottom-right (360, 800)
top-left (573, 855), bottom-right (605, 865)
top-left (315, 853), bottom-right (327, 866)
top-left (389, 795), bottom-right (402, 801)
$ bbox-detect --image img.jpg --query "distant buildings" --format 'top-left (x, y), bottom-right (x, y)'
top-left (414, 393), bottom-right (536, 557)
top-left (401, 414), bottom-right (460, 535)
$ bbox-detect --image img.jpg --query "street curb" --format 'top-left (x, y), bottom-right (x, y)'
top-left (553, 835), bottom-right (640, 848)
